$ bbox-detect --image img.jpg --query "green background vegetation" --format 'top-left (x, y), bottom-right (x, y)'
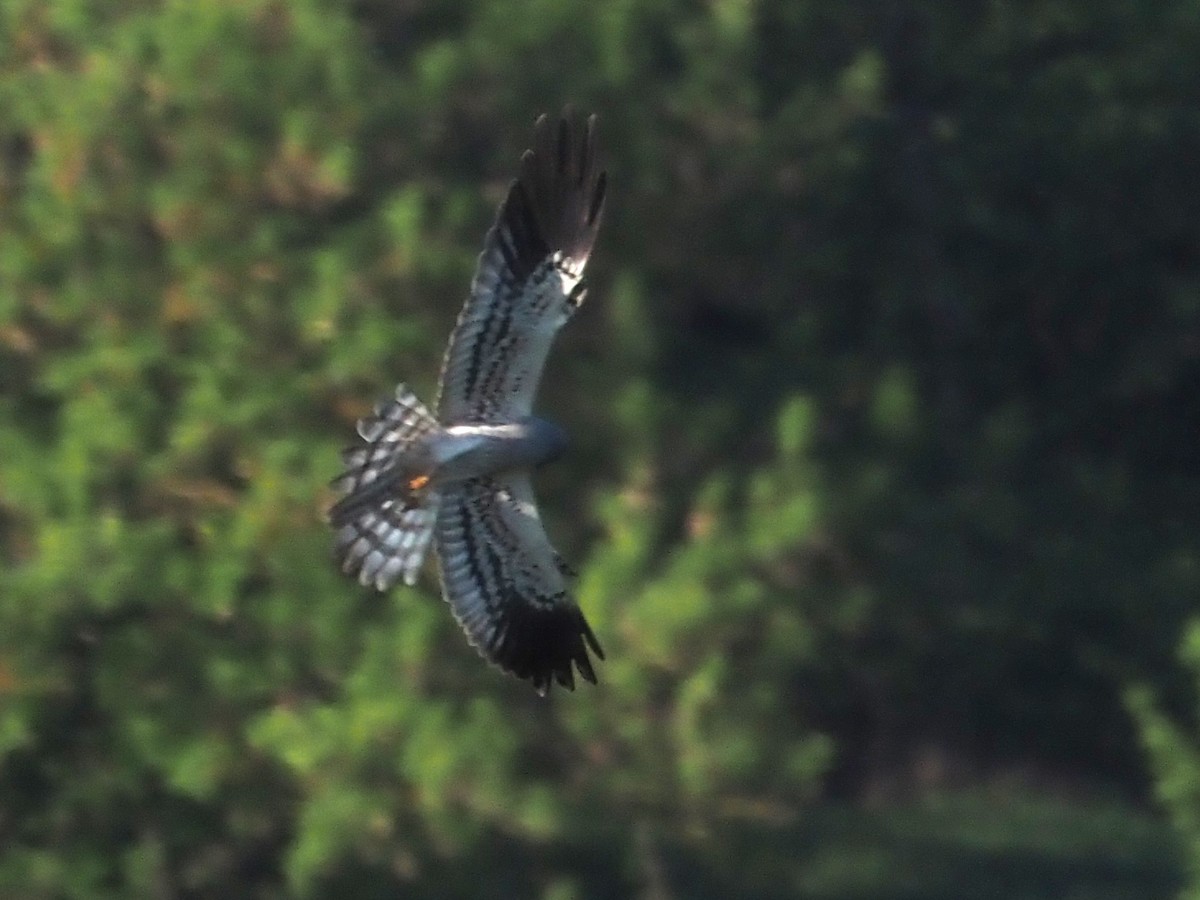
top-left (1, 0), bottom-right (1199, 897)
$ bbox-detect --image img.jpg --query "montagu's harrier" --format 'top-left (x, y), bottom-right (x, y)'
top-left (329, 110), bottom-right (607, 694)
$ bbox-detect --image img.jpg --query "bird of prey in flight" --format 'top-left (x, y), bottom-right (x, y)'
top-left (329, 110), bottom-right (607, 694)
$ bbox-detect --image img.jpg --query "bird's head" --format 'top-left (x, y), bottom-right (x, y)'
top-left (524, 416), bottom-right (570, 466)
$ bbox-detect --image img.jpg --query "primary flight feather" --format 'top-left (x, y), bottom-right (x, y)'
top-left (329, 110), bottom-right (607, 694)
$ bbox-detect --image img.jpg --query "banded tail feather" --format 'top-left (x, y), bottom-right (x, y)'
top-left (330, 385), bottom-right (441, 590)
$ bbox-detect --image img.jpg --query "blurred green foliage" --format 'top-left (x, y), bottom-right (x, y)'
top-left (1131, 624), bottom-right (1200, 900)
top-left (0, 0), bottom-right (1197, 897)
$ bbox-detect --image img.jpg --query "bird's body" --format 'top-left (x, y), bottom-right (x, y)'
top-left (329, 110), bottom-right (607, 694)
top-left (435, 418), bottom-right (570, 479)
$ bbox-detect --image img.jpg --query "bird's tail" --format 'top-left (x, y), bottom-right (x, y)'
top-left (329, 384), bottom-right (442, 590)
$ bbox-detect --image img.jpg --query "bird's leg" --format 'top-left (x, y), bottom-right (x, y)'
top-left (394, 470), bottom-right (435, 510)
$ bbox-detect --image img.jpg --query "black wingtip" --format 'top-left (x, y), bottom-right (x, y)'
top-left (487, 598), bottom-right (604, 695)
top-left (581, 617), bottom-right (605, 662)
top-left (588, 170), bottom-right (607, 227)
top-left (500, 107), bottom-right (606, 280)
top-left (556, 116), bottom-right (571, 174)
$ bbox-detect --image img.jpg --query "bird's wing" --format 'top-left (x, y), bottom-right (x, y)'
top-left (436, 110), bottom-right (607, 424)
top-left (434, 473), bottom-right (604, 693)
